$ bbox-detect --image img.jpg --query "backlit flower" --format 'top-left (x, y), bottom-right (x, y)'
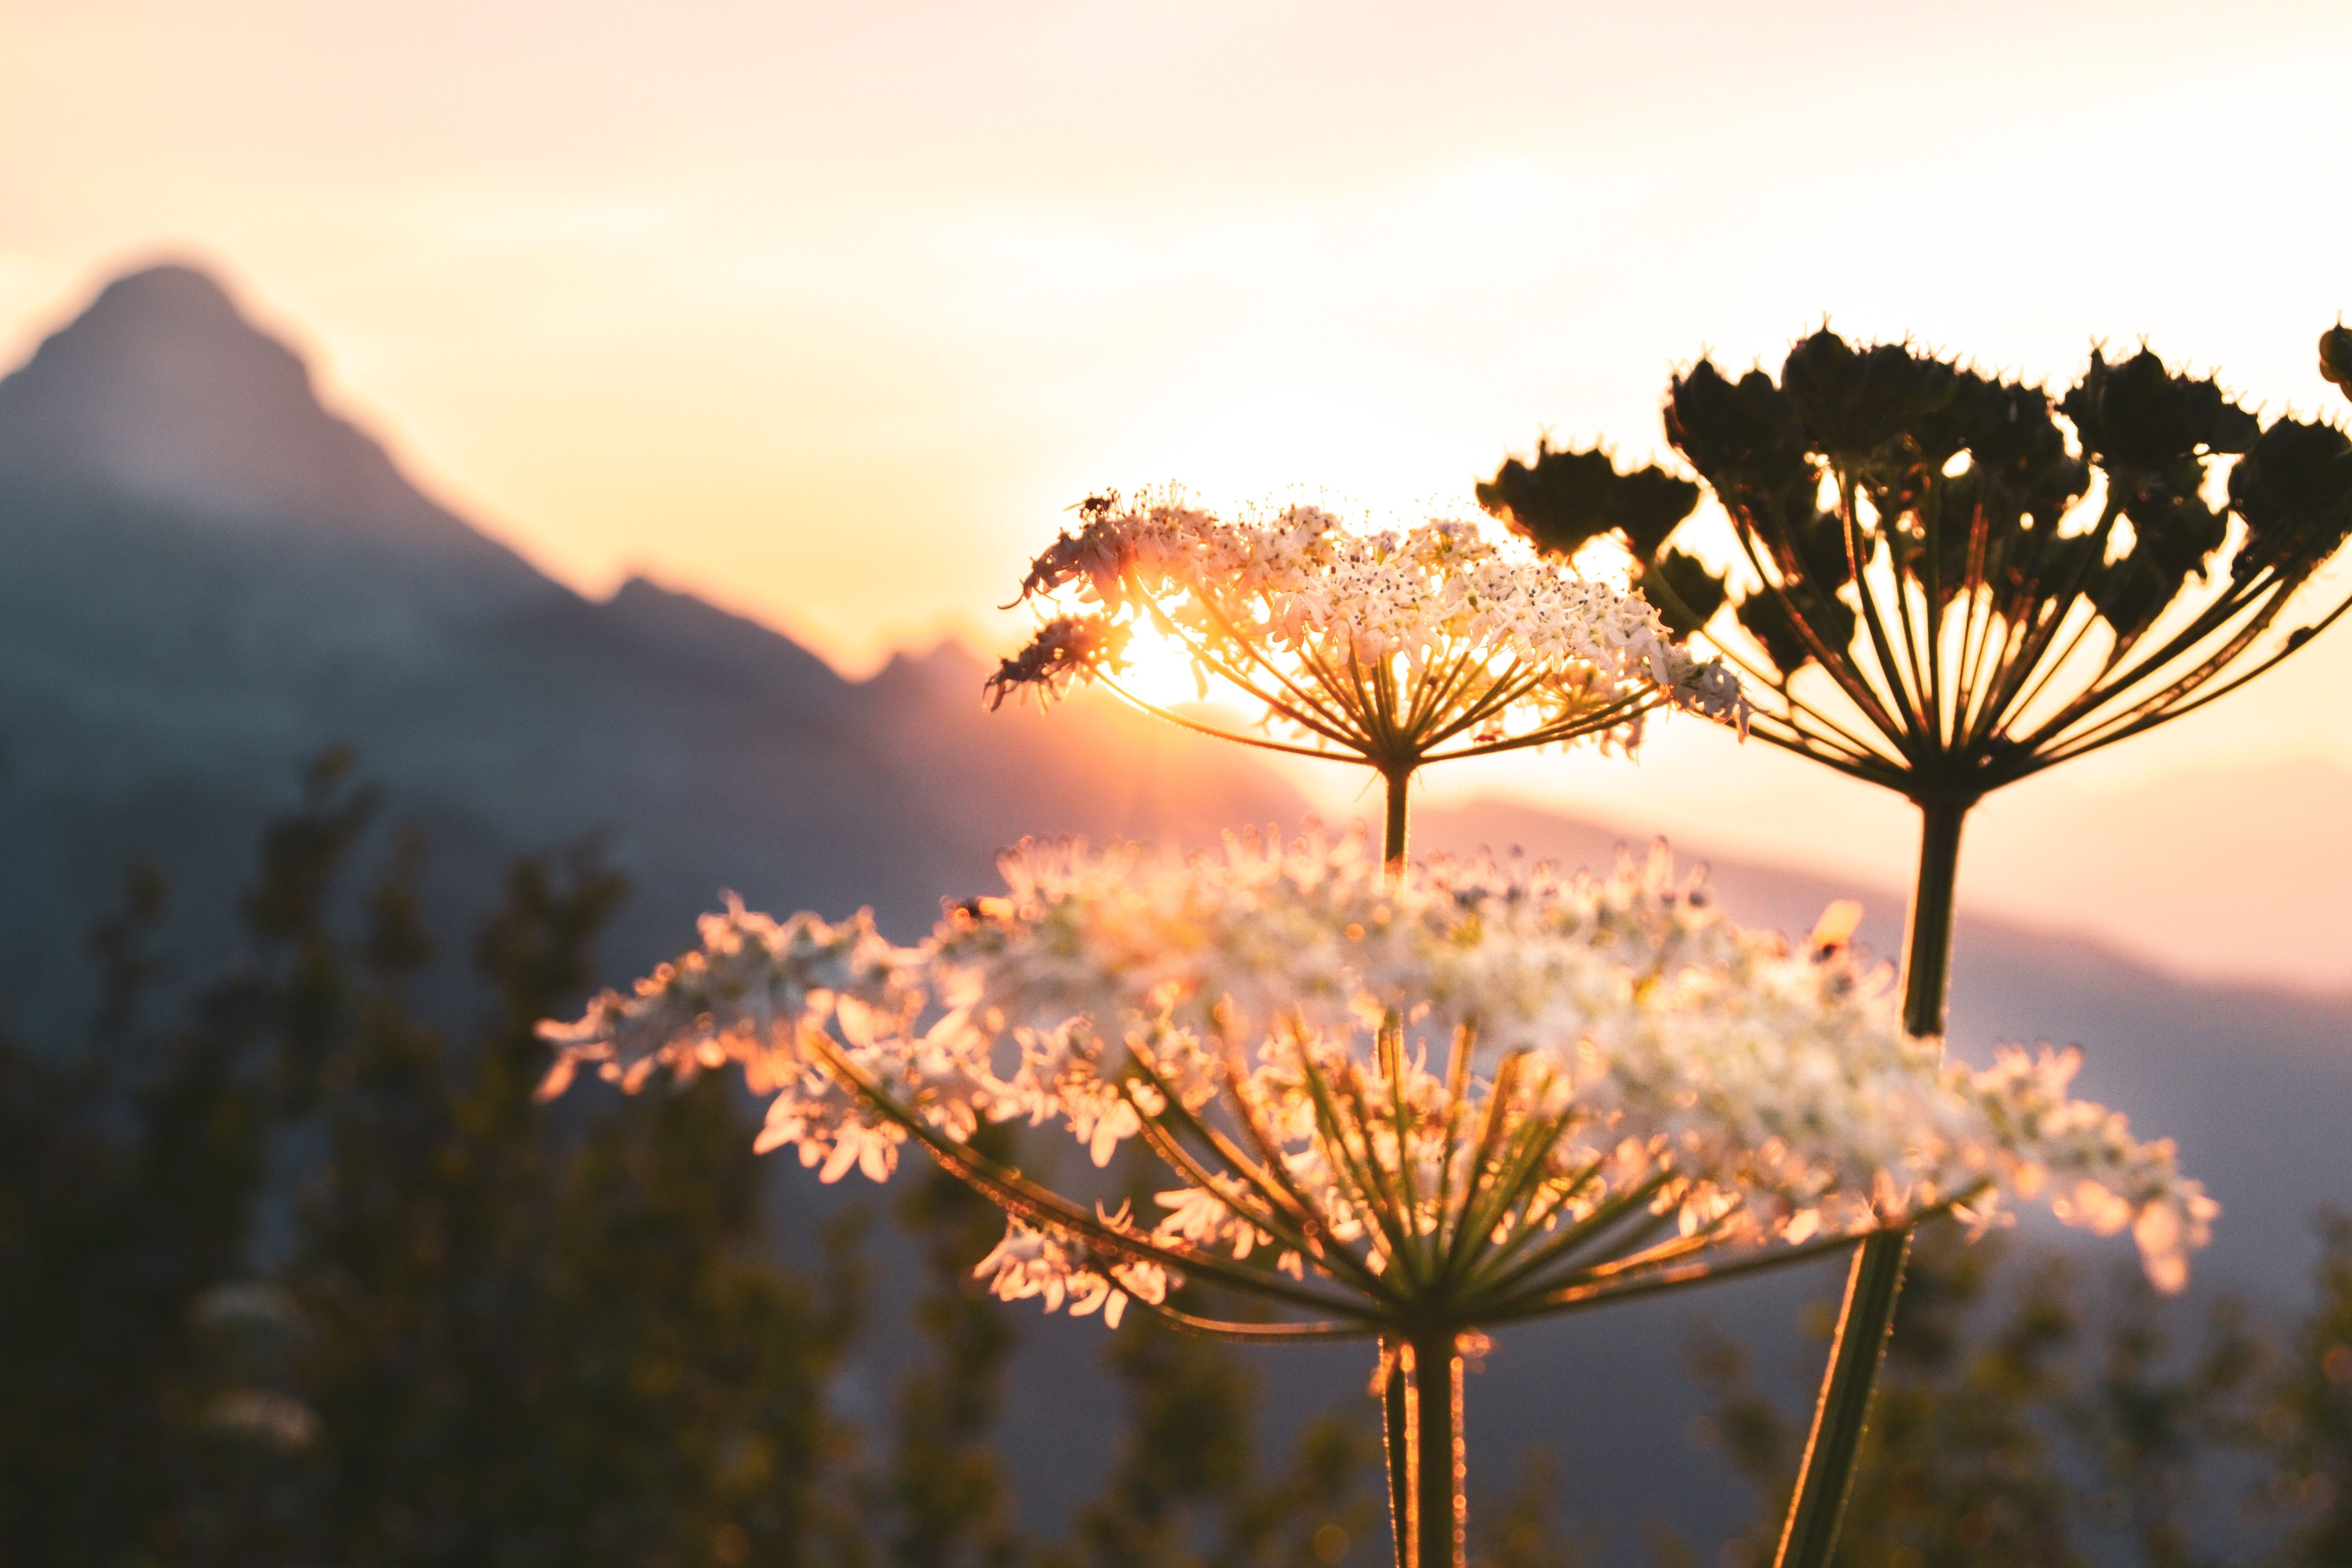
top-left (985, 496), bottom-right (1745, 840)
top-left (541, 828), bottom-right (2210, 1338)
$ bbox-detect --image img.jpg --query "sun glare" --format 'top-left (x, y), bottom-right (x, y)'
top-left (1106, 620), bottom-right (1218, 708)
top-left (1064, 505), bottom-right (1650, 722)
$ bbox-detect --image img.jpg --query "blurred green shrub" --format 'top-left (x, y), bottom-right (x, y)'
top-left (0, 753), bottom-right (1375, 1568)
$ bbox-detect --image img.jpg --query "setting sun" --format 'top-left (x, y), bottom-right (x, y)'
top-left (1098, 619), bottom-right (1215, 710)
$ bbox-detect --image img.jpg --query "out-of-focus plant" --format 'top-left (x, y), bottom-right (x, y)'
top-left (1480, 326), bottom-right (2352, 1568)
top-left (2, 755), bottom-right (1391, 1567)
top-left (984, 495), bottom-right (1744, 865)
top-left (1691, 1223), bottom-right (2089, 1568)
top-left (1466, 1450), bottom-right (1592, 1568)
top-left (0, 755), bottom-right (371, 1565)
top-left (541, 828), bottom-right (2210, 1568)
top-left (2257, 1212), bottom-right (2352, 1565)
top-left (1693, 1215), bottom-right (2332, 1566)
top-left (1056, 1144), bottom-right (1382, 1568)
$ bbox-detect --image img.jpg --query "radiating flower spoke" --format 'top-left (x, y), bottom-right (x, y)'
top-left (542, 829), bottom-right (2212, 1345)
top-left (986, 493), bottom-right (1748, 860)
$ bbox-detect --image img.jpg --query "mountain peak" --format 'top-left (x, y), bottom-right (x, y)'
top-left (0, 261), bottom-right (535, 582)
top-left (601, 575), bottom-right (849, 718)
top-left (83, 262), bottom-right (246, 329)
top-left (867, 638), bottom-right (992, 700)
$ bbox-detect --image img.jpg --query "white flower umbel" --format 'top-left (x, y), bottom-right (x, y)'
top-left (541, 829), bottom-right (2210, 1568)
top-left (542, 829), bottom-right (2208, 1329)
top-left (985, 495), bottom-right (1746, 862)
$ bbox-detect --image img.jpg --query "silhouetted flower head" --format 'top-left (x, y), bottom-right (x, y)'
top-left (1489, 330), bottom-right (2352, 799)
top-left (988, 492), bottom-right (1745, 779)
top-left (541, 829), bottom-right (2212, 1337)
top-left (1660, 360), bottom-right (1815, 494)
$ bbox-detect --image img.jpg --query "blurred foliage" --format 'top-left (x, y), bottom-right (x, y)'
top-left (2259, 1213), bottom-right (2352, 1565)
top-left (883, 1128), bottom-right (1027, 1568)
top-left (1043, 1150), bottom-right (1380, 1568)
top-left (0, 755), bottom-right (1375, 1567)
top-left (1687, 1217), bottom-right (2352, 1566)
top-left (1464, 1451), bottom-right (1591, 1568)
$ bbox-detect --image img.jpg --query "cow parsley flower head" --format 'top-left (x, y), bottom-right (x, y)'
top-left (985, 496), bottom-right (1745, 851)
top-left (542, 829), bottom-right (2210, 1334)
top-left (1485, 335), bottom-right (2352, 817)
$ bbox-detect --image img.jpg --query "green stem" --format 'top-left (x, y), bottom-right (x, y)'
top-left (1383, 1339), bottom-right (1411, 1568)
top-left (1772, 794), bottom-right (1969, 1568)
top-left (1383, 766), bottom-right (1412, 869)
top-left (1771, 1233), bottom-right (1912, 1567)
top-left (1378, 765), bottom-right (1414, 1083)
top-left (1898, 795), bottom-right (1967, 1039)
top-left (1379, 1333), bottom-right (1467, 1568)
top-left (1413, 1331), bottom-right (1466, 1568)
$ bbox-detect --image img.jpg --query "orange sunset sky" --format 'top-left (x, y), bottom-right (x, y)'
top-left (6, 0), bottom-right (2351, 990)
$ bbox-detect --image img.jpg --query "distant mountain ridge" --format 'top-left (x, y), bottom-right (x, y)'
top-left (0, 263), bottom-right (1302, 1043)
top-left (5, 261), bottom-right (2348, 1551)
top-left (0, 264), bottom-right (535, 584)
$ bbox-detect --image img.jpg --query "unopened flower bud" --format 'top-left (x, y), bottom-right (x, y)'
top-left (1635, 548), bottom-right (1727, 639)
top-left (2320, 323), bottom-right (2352, 399)
top-left (1477, 440), bottom-right (1700, 562)
top-left (2228, 417), bottom-right (2352, 574)
top-left (2062, 349), bottom-right (2259, 473)
top-left (1781, 330), bottom-right (1957, 459)
top-left (1664, 360), bottom-right (1811, 493)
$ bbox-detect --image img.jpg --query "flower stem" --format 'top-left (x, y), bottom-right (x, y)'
top-left (1897, 796), bottom-right (1967, 1039)
top-left (1771, 1233), bottom-right (1911, 1567)
top-left (1383, 767), bottom-right (1412, 869)
top-left (1379, 1334), bottom-right (1468, 1568)
top-left (1412, 1332), bottom-right (1467, 1568)
top-left (1771, 794), bottom-right (1968, 1568)
top-left (1383, 1338), bottom-right (1411, 1568)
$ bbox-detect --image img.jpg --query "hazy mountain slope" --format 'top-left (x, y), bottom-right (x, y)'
top-left (0, 264), bottom-right (538, 586)
top-left (860, 639), bottom-right (1311, 865)
top-left (1956, 756), bottom-right (2352, 993)
top-left (0, 265), bottom-right (1300, 1040)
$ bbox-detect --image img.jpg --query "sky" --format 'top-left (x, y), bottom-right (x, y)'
top-left (5, 0), bottom-right (2351, 988)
